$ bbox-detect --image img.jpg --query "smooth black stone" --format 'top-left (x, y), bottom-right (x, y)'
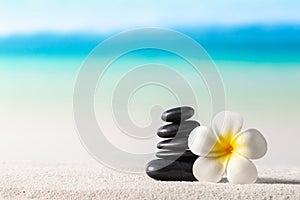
top-left (174, 156), bottom-right (198, 162)
top-left (157, 138), bottom-right (188, 150)
top-left (161, 106), bottom-right (194, 122)
top-left (157, 120), bottom-right (200, 138)
top-left (146, 159), bottom-right (197, 181)
top-left (156, 150), bottom-right (198, 160)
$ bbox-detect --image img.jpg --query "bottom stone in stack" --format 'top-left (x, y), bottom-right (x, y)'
top-left (145, 158), bottom-right (197, 181)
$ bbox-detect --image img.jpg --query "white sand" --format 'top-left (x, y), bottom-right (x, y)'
top-left (0, 161), bottom-right (299, 200)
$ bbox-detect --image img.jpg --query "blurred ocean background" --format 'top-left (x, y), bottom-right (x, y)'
top-left (0, 1), bottom-right (300, 165)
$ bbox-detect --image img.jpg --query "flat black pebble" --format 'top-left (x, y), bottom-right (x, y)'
top-left (161, 106), bottom-right (195, 122)
top-left (146, 159), bottom-right (197, 181)
top-left (157, 137), bottom-right (188, 150)
top-left (157, 120), bottom-right (200, 138)
top-left (156, 150), bottom-right (198, 160)
top-left (174, 156), bottom-right (198, 162)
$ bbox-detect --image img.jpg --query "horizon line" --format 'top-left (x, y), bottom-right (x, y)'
top-left (1, 23), bottom-right (300, 38)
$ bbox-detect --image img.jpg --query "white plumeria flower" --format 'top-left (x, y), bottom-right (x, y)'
top-left (188, 111), bottom-right (267, 184)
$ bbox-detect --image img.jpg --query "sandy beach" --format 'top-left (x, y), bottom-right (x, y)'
top-left (0, 161), bottom-right (299, 199)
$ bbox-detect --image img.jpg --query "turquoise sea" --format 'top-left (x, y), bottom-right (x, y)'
top-left (0, 26), bottom-right (300, 165)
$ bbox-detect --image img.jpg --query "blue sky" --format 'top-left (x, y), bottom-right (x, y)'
top-left (1, 0), bottom-right (300, 35)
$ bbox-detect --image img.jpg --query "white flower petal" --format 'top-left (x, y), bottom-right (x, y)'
top-left (193, 156), bottom-right (228, 183)
top-left (188, 126), bottom-right (218, 157)
top-left (234, 129), bottom-right (267, 159)
top-left (226, 153), bottom-right (257, 184)
top-left (212, 111), bottom-right (243, 138)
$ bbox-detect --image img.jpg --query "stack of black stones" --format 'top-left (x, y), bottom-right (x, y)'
top-left (146, 106), bottom-right (200, 181)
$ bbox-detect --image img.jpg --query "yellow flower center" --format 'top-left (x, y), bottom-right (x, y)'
top-left (224, 143), bottom-right (234, 154)
top-left (212, 133), bottom-right (238, 157)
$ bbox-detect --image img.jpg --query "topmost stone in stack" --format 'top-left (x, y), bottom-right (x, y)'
top-left (161, 106), bottom-right (195, 123)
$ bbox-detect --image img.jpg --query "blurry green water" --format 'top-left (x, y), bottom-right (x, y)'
top-left (0, 54), bottom-right (300, 164)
